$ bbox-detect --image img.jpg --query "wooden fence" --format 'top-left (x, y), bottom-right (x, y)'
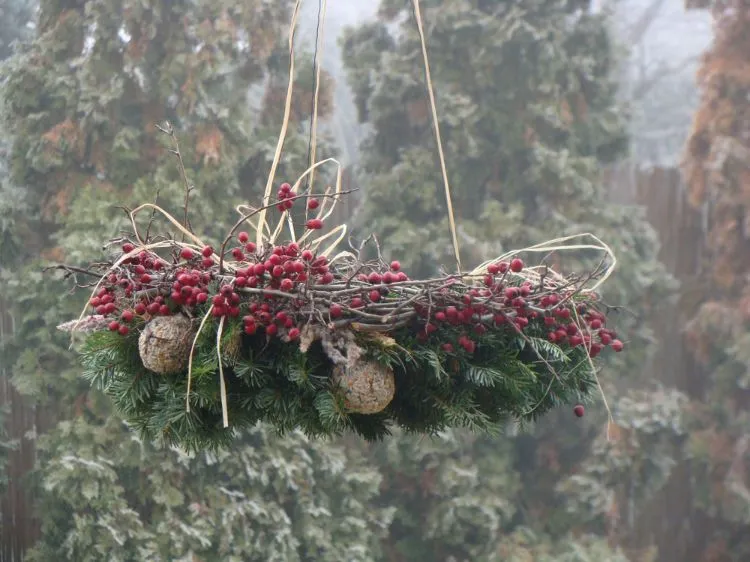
top-left (606, 164), bottom-right (710, 562)
top-left (0, 299), bottom-right (40, 562)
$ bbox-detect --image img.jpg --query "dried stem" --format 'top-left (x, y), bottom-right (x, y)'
top-left (155, 121), bottom-right (193, 238)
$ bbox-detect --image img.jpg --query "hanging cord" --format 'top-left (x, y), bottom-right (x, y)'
top-left (305, 0), bottom-right (326, 194)
top-left (411, 0), bottom-right (462, 274)
top-left (256, 1), bottom-right (302, 249)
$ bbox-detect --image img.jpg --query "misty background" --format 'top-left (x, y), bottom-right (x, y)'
top-left (2, 1), bottom-right (747, 561)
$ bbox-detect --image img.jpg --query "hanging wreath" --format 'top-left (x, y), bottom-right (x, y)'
top-left (53, 0), bottom-right (625, 451)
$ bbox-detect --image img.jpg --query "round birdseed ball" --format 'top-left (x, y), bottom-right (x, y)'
top-left (332, 359), bottom-right (395, 414)
top-left (138, 315), bottom-right (195, 374)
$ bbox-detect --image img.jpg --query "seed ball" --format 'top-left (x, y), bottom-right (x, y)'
top-left (332, 359), bottom-right (395, 414)
top-left (138, 315), bottom-right (195, 374)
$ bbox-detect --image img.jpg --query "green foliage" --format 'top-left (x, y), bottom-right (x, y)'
top-left (78, 311), bottom-right (599, 451)
top-left (26, 416), bottom-right (393, 562)
top-left (0, 0), bottom-right (367, 558)
top-left (556, 387), bottom-right (688, 531)
top-left (0, 0), bottom-right (34, 60)
top-left (341, 0), bottom-right (674, 372)
top-left (339, 0), bottom-right (677, 558)
top-left (367, 430), bottom-right (520, 561)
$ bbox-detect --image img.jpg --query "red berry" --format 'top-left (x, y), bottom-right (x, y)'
top-left (272, 265), bottom-right (284, 277)
top-left (288, 327), bottom-right (300, 340)
top-left (104, 302), bottom-right (116, 314)
top-left (122, 242), bottom-right (135, 254)
top-left (611, 339), bottom-right (624, 352)
top-left (397, 272), bottom-right (408, 282)
top-left (574, 404), bottom-right (585, 418)
top-left (279, 182), bottom-right (291, 193)
top-left (121, 310), bottom-right (134, 322)
top-left (487, 263), bottom-right (500, 275)
top-left (244, 323), bottom-right (257, 335)
top-left (266, 324), bottom-right (278, 337)
top-left (350, 297), bottom-right (364, 309)
top-left (305, 218), bottom-right (323, 230)
top-left (435, 311), bottom-right (447, 322)
top-left (159, 305), bottom-right (170, 315)
top-left (307, 198), bottom-right (319, 210)
top-left (330, 304), bottom-right (343, 318)
top-left (301, 250), bottom-right (314, 262)
top-left (368, 272), bottom-right (382, 284)
top-left (238, 231), bottom-right (249, 243)
top-left (134, 303), bottom-right (147, 315)
top-left (180, 248), bottom-right (194, 260)
top-left (590, 318), bottom-right (602, 330)
top-left (232, 248), bottom-right (245, 260)
top-left (118, 325), bottom-right (129, 336)
top-left (280, 278), bottom-right (294, 291)
top-left (196, 292), bottom-right (208, 304)
top-left (108, 321), bottom-right (120, 332)
top-left (201, 257), bottom-right (214, 268)
top-left (369, 290), bottom-right (381, 302)
top-left (202, 246), bottom-right (213, 257)
top-left (245, 242), bottom-right (257, 253)
top-left (510, 258), bottom-right (524, 272)
top-left (390, 260), bottom-right (401, 271)
top-left (442, 343), bottom-right (454, 353)
top-left (320, 272), bottom-right (334, 284)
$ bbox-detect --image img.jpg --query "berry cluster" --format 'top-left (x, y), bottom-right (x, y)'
top-left (406, 257), bottom-right (624, 357)
top-left (86, 222), bottom-right (623, 360)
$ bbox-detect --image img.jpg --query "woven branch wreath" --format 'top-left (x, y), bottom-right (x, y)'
top-left (55, 0), bottom-right (624, 451)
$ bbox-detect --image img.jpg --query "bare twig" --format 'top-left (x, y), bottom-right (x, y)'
top-left (156, 121), bottom-right (194, 238)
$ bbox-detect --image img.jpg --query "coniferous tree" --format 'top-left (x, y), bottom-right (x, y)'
top-left (0, 0), bottom-right (392, 558)
top-left (0, 0), bottom-right (36, 531)
top-left (341, 1), bottom-right (676, 559)
top-left (681, 1), bottom-right (750, 559)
